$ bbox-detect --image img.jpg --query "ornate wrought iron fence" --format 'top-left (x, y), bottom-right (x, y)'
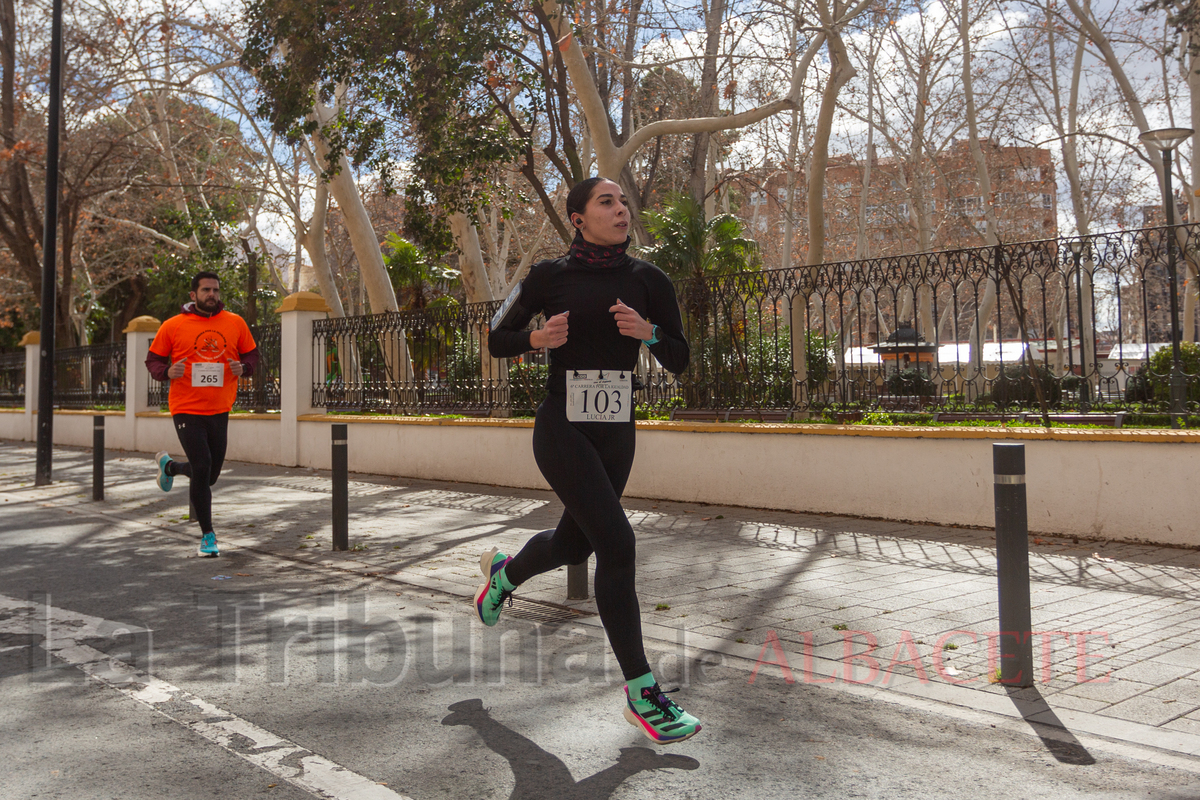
top-left (148, 323), bottom-right (282, 412)
top-left (236, 323), bottom-right (281, 411)
top-left (312, 303), bottom-right (549, 415)
top-left (54, 342), bottom-right (126, 408)
top-left (788, 224), bottom-right (1200, 416)
top-left (640, 224), bottom-right (1200, 417)
top-left (310, 224), bottom-right (1200, 419)
top-left (0, 349), bottom-right (24, 408)
top-left (148, 371), bottom-right (166, 409)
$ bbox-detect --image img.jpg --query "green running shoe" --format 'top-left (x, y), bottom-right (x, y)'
top-left (474, 548), bottom-right (512, 626)
top-left (479, 547), bottom-right (508, 579)
top-left (154, 451), bottom-right (173, 492)
top-left (623, 683), bottom-right (702, 744)
top-left (197, 532), bottom-right (220, 557)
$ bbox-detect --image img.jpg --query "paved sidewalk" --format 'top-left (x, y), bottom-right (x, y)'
top-left (4, 439), bottom-right (1200, 765)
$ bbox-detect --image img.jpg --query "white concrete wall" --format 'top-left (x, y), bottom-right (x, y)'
top-left (5, 410), bottom-right (1198, 548)
top-left (1, 410), bottom-right (279, 466)
top-left (6, 296), bottom-right (1197, 549)
top-left (285, 417), bottom-right (1200, 549)
top-left (225, 417), bottom-right (282, 464)
top-left (133, 414), bottom-right (179, 456)
top-left (629, 427), bottom-right (1196, 546)
top-left (51, 412), bottom-right (124, 449)
top-left (0, 410), bottom-right (27, 441)
top-left (297, 418), bottom-right (546, 489)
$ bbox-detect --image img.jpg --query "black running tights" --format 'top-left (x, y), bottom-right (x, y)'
top-left (502, 393), bottom-right (650, 681)
top-left (169, 412), bottom-right (229, 534)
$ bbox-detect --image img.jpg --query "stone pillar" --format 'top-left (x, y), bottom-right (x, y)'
top-left (279, 292), bottom-right (331, 466)
top-left (124, 316), bottom-right (161, 450)
top-left (123, 316), bottom-right (160, 415)
top-left (19, 331), bottom-right (38, 442)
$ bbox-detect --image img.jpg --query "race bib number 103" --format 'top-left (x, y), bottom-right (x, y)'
top-left (566, 370), bottom-right (631, 423)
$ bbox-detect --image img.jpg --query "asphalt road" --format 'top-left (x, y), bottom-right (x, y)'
top-left (3, 478), bottom-right (1200, 800)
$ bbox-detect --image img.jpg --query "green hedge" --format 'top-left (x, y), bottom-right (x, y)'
top-left (508, 362), bottom-right (548, 416)
top-left (1141, 342), bottom-right (1200, 404)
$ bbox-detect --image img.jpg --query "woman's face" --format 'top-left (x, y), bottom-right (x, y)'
top-left (575, 180), bottom-right (629, 246)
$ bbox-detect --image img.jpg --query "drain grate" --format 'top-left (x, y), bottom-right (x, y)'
top-left (505, 597), bottom-right (595, 624)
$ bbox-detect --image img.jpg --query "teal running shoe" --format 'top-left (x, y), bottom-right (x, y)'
top-left (197, 532), bottom-right (220, 557)
top-left (474, 548), bottom-right (512, 626)
top-left (623, 683), bottom-right (702, 744)
top-left (154, 451), bottom-right (173, 492)
top-left (479, 547), bottom-right (508, 580)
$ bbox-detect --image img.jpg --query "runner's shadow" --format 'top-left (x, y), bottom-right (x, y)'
top-left (441, 699), bottom-right (699, 800)
top-left (1005, 686), bottom-right (1096, 765)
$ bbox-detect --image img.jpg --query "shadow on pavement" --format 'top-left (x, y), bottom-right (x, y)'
top-left (1005, 686), bottom-right (1096, 765)
top-left (441, 698), bottom-right (699, 799)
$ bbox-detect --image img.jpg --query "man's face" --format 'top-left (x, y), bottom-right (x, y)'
top-left (190, 278), bottom-right (221, 313)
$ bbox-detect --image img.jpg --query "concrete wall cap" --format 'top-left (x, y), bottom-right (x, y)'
top-left (278, 292), bottom-right (332, 314)
top-left (122, 315), bottom-right (161, 333)
top-left (18, 331), bottom-right (39, 346)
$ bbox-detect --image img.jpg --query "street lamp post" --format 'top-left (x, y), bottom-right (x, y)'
top-left (1139, 127), bottom-right (1194, 429)
top-left (1067, 239), bottom-right (1089, 407)
top-left (35, 0), bottom-right (65, 484)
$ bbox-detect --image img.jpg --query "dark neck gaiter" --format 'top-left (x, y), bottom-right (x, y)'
top-left (569, 232), bottom-right (632, 269)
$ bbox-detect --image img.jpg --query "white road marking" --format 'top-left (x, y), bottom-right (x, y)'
top-left (0, 594), bottom-right (413, 800)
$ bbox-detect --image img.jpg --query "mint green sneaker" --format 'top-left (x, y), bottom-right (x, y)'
top-left (479, 547), bottom-right (508, 580)
top-left (197, 532), bottom-right (219, 557)
top-left (474, 548), bottom-right (512, 626)
top-left (623, 683), bottom-right (702, 744)
top-left (154, 451), bottom-right (173, 492)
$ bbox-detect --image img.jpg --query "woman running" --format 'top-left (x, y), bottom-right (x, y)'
top-left (478, 177), bottom-right (700, 744)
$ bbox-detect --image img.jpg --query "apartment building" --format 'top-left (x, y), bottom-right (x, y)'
top-left (734, 139), bottom-right (1058, 265)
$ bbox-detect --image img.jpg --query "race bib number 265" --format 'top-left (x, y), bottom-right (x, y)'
top-left (191, 362), bottom-right (224, 388)
top-left (566, 370), bottom-right (630, 423)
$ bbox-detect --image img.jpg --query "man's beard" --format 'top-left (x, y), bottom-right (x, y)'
top-left (196, 297), bottom-right (220, 313)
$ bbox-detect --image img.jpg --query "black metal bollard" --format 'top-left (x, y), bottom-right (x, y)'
top-left (567, 560), bottom-right (589, 600)
top-left (332, 423), bottom-right (348, 551)
top-left (994, 442), bottom-right (1033, 687)
top-left (92, 415), bottom-right (104, 501)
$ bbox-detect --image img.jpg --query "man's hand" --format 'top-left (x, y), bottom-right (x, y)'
top-left (610, 299), bottom-right (653, 340)
top-left (529, 311), bottom-right (569, 350)
top-left (228, 358), bottom-right (245, 377)
top-left (167, 358), bottom-right (187, 379)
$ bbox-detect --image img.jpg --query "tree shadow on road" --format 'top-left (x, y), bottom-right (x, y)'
top-left (441, 698), bottom-right (699, 799)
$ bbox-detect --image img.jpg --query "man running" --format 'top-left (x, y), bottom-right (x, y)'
top-left (145, 271), bottom-right (259, 557)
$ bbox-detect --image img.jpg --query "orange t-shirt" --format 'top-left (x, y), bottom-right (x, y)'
top-left (149, 309), bottom-right (257, 416)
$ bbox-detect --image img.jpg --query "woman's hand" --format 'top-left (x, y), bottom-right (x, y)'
top-left (610, 299), bottom-right (653, 340)
top-left (530, 311), bottom-right (569, 349)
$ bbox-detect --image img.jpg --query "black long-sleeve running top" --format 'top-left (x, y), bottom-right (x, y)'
top-left (488, 253), bottom-right (689, 391)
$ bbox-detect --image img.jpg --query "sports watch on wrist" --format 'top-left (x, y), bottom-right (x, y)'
top-left (642, 324), bottom-right (661, 346)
